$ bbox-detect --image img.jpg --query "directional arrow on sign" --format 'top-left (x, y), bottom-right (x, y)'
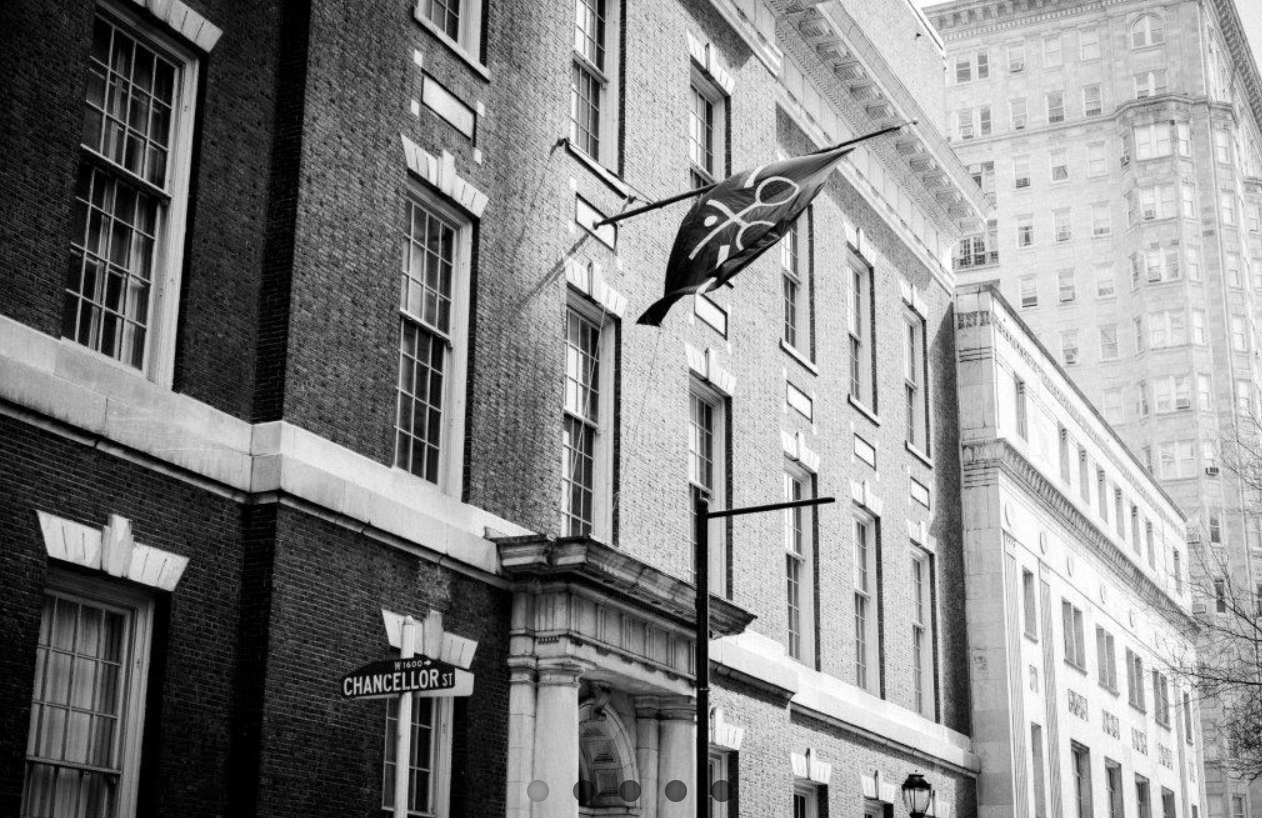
top-left (340, 654), bottom-right (474, 700)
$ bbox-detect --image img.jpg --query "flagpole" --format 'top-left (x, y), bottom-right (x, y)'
top-left (592, 120), bottom-right (914, 229)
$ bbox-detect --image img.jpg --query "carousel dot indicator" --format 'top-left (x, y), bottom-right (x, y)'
top-left (619, 780), bottom-right (642, 802)
top-left (574, 779), bottom-right (596, 802)
top-left (665, 780), bottom-right (688, 802)
top-left (527, 780), bottom-right (549, 802)
top-left (711, 779), bottom-right (732, 802)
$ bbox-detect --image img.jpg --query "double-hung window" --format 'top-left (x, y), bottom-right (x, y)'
top-left (415, 0), bottom-right (484, 62)
top-left (853, 516), bottom-right (881, 694)
top-left (1011, 98), bottom-right (1028, 130)
top-left (782, 216), bottom-right (812, 357)
top-left (1126, 648), bottom-right (1146, 710)
top-left (1083, 84), bottom-right (1102, 116)
top-left (22, 577), bottom-right (156, 818)
top-left (563, 302), bottom-right (614, 539)
top-left (1105, 761), bottom-right (1124, 818)
top-left (1062, 600), bottom-right (1086, 669)
top-left (1046, 91), bottom-right (1065, 123)
top-left (911, 551), bottom-right (936, 719)
top-left (66, 9), bottom-right (198, 382)
top-left (848, 257), bottom-right (875, 408)
top-left (904, 311), bottom-right (928, 451)
top-left (784, 469), bottom-right (815, 664)
top-left (1134, 70), bottom-right (1168, 99)
top-left (396, 193), bottom-right (471, 491)
top-left (688, 70), bottom-right (726, 188)
top-left (571, 0), bottom-right (619, 167)
top-left (1072, 744), bottom-right (1093, 818)
top-left (1136, 776), bottom-right (1152, 818)
top-left (689, 387), bottom-right (726, 593)
top-left (1131, 15), bottom-right (1165, 48)
top-left (1097, 626), bottom-right (1118, 690)
top-left (383, 695), bottom-right (453, 815)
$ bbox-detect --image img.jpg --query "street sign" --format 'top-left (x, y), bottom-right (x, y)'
top-left (341, 655), bottom-right (474, 699)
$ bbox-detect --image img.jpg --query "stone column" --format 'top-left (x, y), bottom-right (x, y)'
top-left (532, 659), bottom-right (588, 818)
top-left (634, 696), bottom-right (662, 818)
top-left (506, 658), bottom-right (537, 818)
top-left (656, 697), bottom-right (696, 818)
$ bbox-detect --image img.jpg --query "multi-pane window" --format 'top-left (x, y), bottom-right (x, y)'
top-left (911, 552), bottom-right (935, 719)
top-left (1054, 209), bottom-right (1071, 241)
top-left (1231, 315), bottom-right (1248, 352)
top-left (1050, 150), bottom-right (1069, 182)
top-left (1156, 440), bottom-right (1197, 479)
top-left (1096, 264), bottom-right (1115, 298)
top-left (1086, 204), bottom-right (1110, 239)
top-left (955, 108), bottom-right (975, 141)
top-left (1061, 330), bottom-right (1079, 366)
top-left (397, 196), bottom-right (466, 486)
top-left (853, 517), bottom-right (880, 694)
top-left (1131, 15), bottom-right (1165, 48)
top-left (22, 583), bottom-right (154, 818)
top-left (1134, 70), bottom-right (1168, 98)
top-left (1161, 789), bottom-right (1176, 818)
top-left (1135, 122), bottom-right (1172, 160)
top-left (1221, 192), bottom-right (1237, 225)
top-left (1126, 648), bottom-right (1146, 709)
top-left (1102, 389), bottom-right (1123, 424)
top-left (1023, 568), bottom-right (1039, 638)
top-left (1072, 744), bottom-right (1093, 818)
top-left (1081, 27), bottom-right (1100, 60)
top-left (782, 217), bottom-right (811, 356)
top-left (1009, 42), bottom-right (1026, 72)
top-left (1106, 761), bottom-right (1124, 818)
top-left (563, 306), bottom-right (611, 538)
top-left (848, 260), bottom-right (874, 407)
top-left (571, 0), bottom-right (617, 165)
top-left (383, 696), bottom-right (449, 815)
top-left (1153, 375), bottom-right (1190, 413)
top-left (709, 753), bottom-right (730, 818)
top-left (1088, 142), bottom-right (1106, 176)
top-left (905, 313), bottom-right (928, 450)
top-left (66, 12), bottom-right (196, 377)
top-left (1214, 129), bottom-right (1231, 164)
top-left (1153, 670), bottom-right (1170, 726)
top-left (1014, 154), bottom-right (1031, 188)
top-left (1062, 600), bottom-right (1086, 669)
top-left (1011, 97), bottom-right (1028, 130)
top-left (1083, 84), bottom-right (1102, 116)
top-left (1046, 91), bottom-right (1065, 123)
top-left (1182, 184), bottom-right (1197, 218)
top-left (1097, 627), bottom-right (1118, 690)
top-left (416, 0), bottom-right (484, 56)
top-left (784, 470), bottom-right (814, 663)
top-left (1015, 376), bottom-right (1028, 439)
top-left (1044, 34), bottom-right (1062, 68)
top-left (688, 76), bottom-right (725, 188)
top-left (793, 784), bottom-right (820, 818)
top-left (1017, 216), bottom-right (1035, 248)
top-left (689, 388), bottom-right (726, 592)
top-left (1136, 777), bottom-right (1152, 818)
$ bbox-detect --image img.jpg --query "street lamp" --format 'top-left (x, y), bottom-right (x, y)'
top-left (694, 493), bottom-right (834, 818)
top-left (901, 773), bottom-right (934, 818)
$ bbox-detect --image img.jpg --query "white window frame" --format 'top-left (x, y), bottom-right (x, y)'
top-left (1011, 97), bottom-right (1028, 131)
top-left (1019, 274), bottom-right (1037, 307)
top-left (22, 571), bottom-right (155, 818)
top-left (383, 694), bottom-right (455, 817)
top-left (1134, 70), bottom-right (1168, 99)
top-left (1061, 330), bottom-right (1079, 365)
top-left (1092, 202), bottom-right (1112, 236)
top-left (570, 0), bottom-right (621, 169)
top-left (1017, 215), bottom-right (1035, 249)
top-left (690, 382), bottom-right (728, 595)
top-left (782, 215), bottom-right (812, 357)
top-left (1054, 208), bottom-right (1072, 241)
top-left (794, 783), bottom-right (821, 818)
top-left (1131, 14), bottom-right (1165, 49)
top-left (904, 308), bottom-right (929, 452)
top-left (688, 67), bottom-right (727, 188)
top-left (67, 4), bottom-right (199, 387)
top-left (1050, 150), bottom-right (1069, 184)
top-left (911, 549), bottom-right (936, 720)
top-left (562, 297), bottom-right (616, 540)
top-left (1087, 142), bottom-right (1106, 176)
top-left (1100, 324), bottom-right (1119, 360)
top-left (847, 254), bottom-right (875, 410)
top-left (1043, 34), bottom-right (1062, 68)
top-left (1008, 42), bottom-right (1026, 73)
top-left (1095, 263), bottom-right (1115, 298)
top-left (853, 513), bottom-right (881, 695)
top-left (709, 752), bottom-right (730, 818)
top-left (1062, 599), bottom-right (1087, 669)
top-left (784, 465), bottom-right (815, 665)
top-left (1014, 154), bottom-right (1031, 188)
top-left (395, 186), bottom-right (473, 495)
top-left (414, 0), bottom-right (485, 68)
top-left (1083, 83), bottom-right (1102, 116)
top-left (1046, 90), bottom-right (1065, 123)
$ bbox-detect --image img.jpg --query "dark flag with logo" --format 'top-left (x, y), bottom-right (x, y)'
top-left (636, 145), bottom-right (855, 326)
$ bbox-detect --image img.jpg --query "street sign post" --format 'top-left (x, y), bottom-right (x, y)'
top-left (341, 655), bottom-right (473, 699)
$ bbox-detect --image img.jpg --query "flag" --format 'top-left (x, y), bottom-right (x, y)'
top-left (637, 145), bottom-right (854, 326)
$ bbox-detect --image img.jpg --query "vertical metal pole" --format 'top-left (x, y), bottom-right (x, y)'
top-left (394, 616), bottom-right (416, 818)
top-left (695, 494), bottom-right (710, 818)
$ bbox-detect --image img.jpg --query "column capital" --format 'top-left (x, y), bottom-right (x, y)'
top-left (657, 695), bottom-right (697, 721)
top-left (507, 656), bottom-right (537, 685)
top-left (536, 657), bottom-right (592, 686)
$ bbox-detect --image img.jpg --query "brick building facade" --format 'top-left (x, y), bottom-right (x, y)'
top-left (0, 0), bottom-right (987, 816)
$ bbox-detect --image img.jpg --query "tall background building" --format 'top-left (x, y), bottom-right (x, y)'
top-left (927, 1), bottom-right (1262, 817)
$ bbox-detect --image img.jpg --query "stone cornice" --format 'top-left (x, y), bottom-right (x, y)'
top-left (496, 535), bottom-right (757, 638)
top-left (927, 0), bottom-right (1140, 41)
top-left (955, 290), bottom-right (1185, 523)
top-left (962, 438), bottom-right (1198, 634)
top-left (1206, 0), bottom-right (1262, 138)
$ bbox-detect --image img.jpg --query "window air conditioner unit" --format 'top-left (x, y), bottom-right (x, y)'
top-left (1192, 601), bottom-right (1208, 614)
top-left (1143, 209), bottom-right (1157, 220)
top-left (1121, 155), bottom-right (1131, 167)
top-left (1057, 230), bottom-right (1072, 241)
top-left (1016, 178), bottom-right (1031, 188)
top-left (1176, 398), bottom-right (1191, 410)
top-left (1065, 351), bottom-right (1079, 365)
top-left (1206, 465), bottom-right (1220, 476)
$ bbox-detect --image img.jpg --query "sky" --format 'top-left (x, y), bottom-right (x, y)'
top-left (912, 0), bottom-right (1262, 72)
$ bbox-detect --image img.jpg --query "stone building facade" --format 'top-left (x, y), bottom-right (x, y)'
top-left (0, 0), bottom-right (986, 816)
top-left (926, 1), bottom-right (1261, 815)
top-left (956, 284), bottom-right (1205, 818)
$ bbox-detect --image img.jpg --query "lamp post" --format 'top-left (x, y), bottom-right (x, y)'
top-left (694, 493), bottom-right (834, 818)
top-left (901, 773), bottom-right (935, 818)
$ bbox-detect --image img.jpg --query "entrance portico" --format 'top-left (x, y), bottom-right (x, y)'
top-left (498, 535), bottom-right (754, 818)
